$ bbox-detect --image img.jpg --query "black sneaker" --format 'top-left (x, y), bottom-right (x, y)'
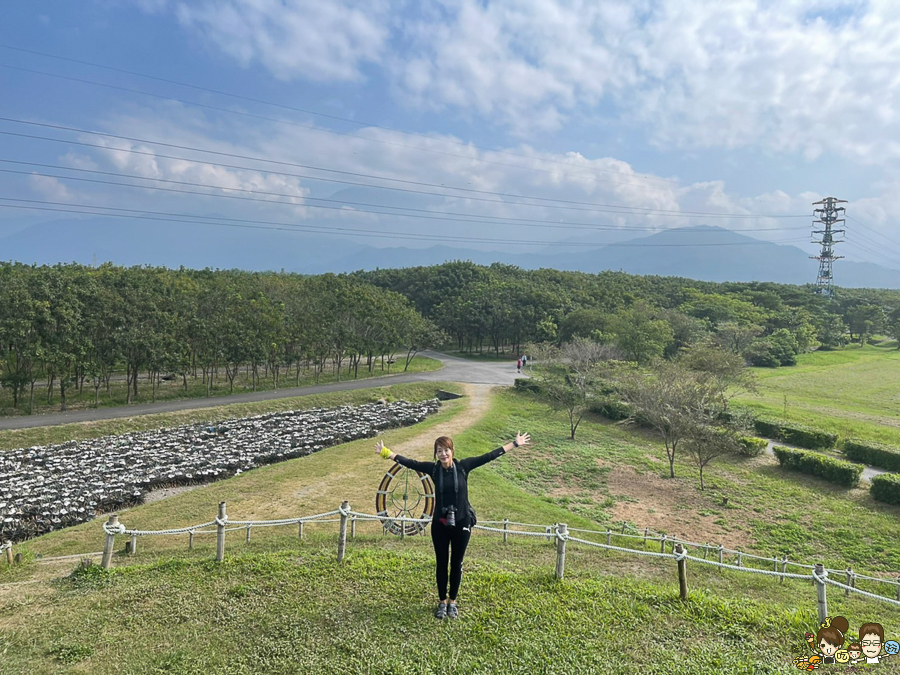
top-left (447, 603), bottom-right (459, 619)
top-left (435, 603), bottom-right (448, 619)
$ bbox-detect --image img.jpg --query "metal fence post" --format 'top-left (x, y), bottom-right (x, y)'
top-left (337, 501), bottom-right (350, 563)
top-left (216, 501), bottom-right (227, 563)
top-left (781, 555), bottom-right (788, 584)
top-left (101, 514), bottom-right (119, 570)
top-left (845, 568), bottom-right (854, 596)
top-left (815, 563), bottom-right (828, 625)
top-left (503, 518), bottom-right (509, 544)
top-left (660, 535), bottom-right (666, 554)
top-left (129, 533), bottom-right (137, 556)
top-left (555, 523), bottom-right (568, 580)
top-left (299, 521), bottom-right (304, 540)
top-left (246, 524), bottom-right (251, 544)
top-left (351, 515), bottom-right (356, 539)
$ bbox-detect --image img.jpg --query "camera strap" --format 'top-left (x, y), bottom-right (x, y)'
top-left (437, 460), bottom-right (459, 498)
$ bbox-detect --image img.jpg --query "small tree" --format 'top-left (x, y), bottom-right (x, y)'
top-left (613, 359), bottom-right (748, 481)
top-left (528, 338), bottom-right (614, 439)
top-left (682, 422), bottom-right (743, 490)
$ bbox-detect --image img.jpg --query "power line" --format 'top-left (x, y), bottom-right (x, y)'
top-left (847, 215), bottom-right (900, 248)
top-left (0, 118), bottom-right (810, 220)
top-left (0, 158), bottom-right (811, 233)
top-left (0, 43), bottom-right (681, 188)
top-left (0, 62), bottom-right (683, 194)
top-left (0, 198), bottom-right (811, 248)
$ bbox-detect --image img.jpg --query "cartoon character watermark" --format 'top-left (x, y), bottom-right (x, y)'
top-left (795, 618), bottom-right (898, 669)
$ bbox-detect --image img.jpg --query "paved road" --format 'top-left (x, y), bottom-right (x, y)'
top-left (0, 351), bottom-right (525, 430)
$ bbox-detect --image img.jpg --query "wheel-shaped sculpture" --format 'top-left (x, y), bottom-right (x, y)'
top-left (376, 462), bottom-right (435, 536)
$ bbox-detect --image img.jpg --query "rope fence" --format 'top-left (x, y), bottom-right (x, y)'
top-left (6, 504), bottom-right (900, 614)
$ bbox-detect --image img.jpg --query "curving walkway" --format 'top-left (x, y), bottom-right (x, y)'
top-left (0, 351), bottom-right (525, 430)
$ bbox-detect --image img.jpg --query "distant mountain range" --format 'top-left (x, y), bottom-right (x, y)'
top-left (2, 218), bottom-right (897, 289)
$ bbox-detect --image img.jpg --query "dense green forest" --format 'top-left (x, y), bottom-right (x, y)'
top-left (356, 261), bottom-right (900, 360)
top-left (2, 260), bottom-right (900, 414)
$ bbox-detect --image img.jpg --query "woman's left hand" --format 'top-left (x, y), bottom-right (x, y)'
top-left (514, 431), bottom-right (531, 448)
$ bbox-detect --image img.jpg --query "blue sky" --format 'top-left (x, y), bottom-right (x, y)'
top-left (1, 0), bottom-right (899, 269)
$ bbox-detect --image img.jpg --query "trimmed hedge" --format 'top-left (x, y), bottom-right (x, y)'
top-left (753, 418), bottom-right (838, 450)
top-left (737, 436), bottom-right (767, 457)
top-left (513, 378), bottom-right (542, 394)
top-left (772, 446), bottom-right (863, 487)
top-left (870, 473), bottom-right (900, 505)
top-left (588, 398), bottom-right (632, 422)
top-left (843, 440), bottom-right (900, 472)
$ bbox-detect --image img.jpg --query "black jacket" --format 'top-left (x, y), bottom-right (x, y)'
top-left (394, 447), bottom-right (505, 528)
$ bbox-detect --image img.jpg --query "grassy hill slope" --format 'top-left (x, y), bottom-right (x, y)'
top-left (2, 378), bottom-right (900, 673)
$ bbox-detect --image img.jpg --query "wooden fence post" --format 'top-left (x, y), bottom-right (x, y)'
top-left (546, 525), bottom-right (554, 544)
top-left (3, 541), bottom-right (12, 566)
top-left (555, 523), bottom-right (568, 580)
top-left (337, 501), bottom-right (350, 563)
top-left (101, 514), bottom-right (119, 570)
top-left (815, 563), bottom-right (828, 625)
top-left (675, 543), bottom-right (688, 601)
top-left (129, 533), bottom-right (137, 556)
top-left (717, 545), bottom-right (724, 566)
top-left (845, 568), bottom-right (854, 596)
top-left (736, 552), bottom-right (742, 567)
top-left (246, 524), bottom-right (252, 544)
top-left (189, 530), bottom-right (194, 551)
top-left (660, 535), bottom-right (666, 554)
top-left (216, 501), bottom-right (227, 563)
top-left (606, 529), bottom-right (612, 551)
top-left (643, 528), bottom-right (648, 546)
top-left (703, 542), bottom-right (709, 560)
top-left (621, 521), bottom-right (627, 535)
top-left (503, 518), bottom-right (509, 544)
top-left (781, 555), bottom-right (788, 584)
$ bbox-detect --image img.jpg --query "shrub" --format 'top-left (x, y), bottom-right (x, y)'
top-left (737, 436), bottom-right (767, 457)
top-left (779, 424), bottom-right (838, 450)
top-left (870, 473), bottom-right (900, 505)
top-left (772, 446), bottom-right (863, 487)
top-left (753, 418), bottom-right (782, 438)
top-left (843, 440), bottom-right (900, 472)
top-left (588, 397), bottom-right (632, 421)
top-left (513, 378), bottom-right (542, 394)
top-left (752, 418), bottom-right (837, 449)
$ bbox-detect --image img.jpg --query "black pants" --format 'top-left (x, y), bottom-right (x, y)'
top-left (431, 519), bottom-right (471, 601)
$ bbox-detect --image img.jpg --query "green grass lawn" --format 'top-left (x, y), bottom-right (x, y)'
top-left (0, 355), bottom-right (442, 418)
top-left (734, 342), bottom-right (900, 446)
top-left (2, 381), bottom-right (900, 673)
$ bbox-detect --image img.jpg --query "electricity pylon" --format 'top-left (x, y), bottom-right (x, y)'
top-left (810, 197), bottom-right (846, 297)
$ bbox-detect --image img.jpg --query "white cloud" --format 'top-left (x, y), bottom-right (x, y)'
top-left (29, 175), bottom-right (72, 201)
top-left (172, 0), bottom-right (390, 82)
top-left (389, 0), bottom-right (900, 164)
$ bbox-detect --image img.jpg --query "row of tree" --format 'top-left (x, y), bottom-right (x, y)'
top-left (357, 262), bottom-right (900, 363)
top-left (0, 263), bottom-right (441, 412)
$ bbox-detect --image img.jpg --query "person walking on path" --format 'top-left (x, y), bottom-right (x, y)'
top-left (374, 432), bottom-right (531, 619)
top-left (521, 354), bottom-right (527, 370)
top-left (516, 358), bottom-right (522, 373)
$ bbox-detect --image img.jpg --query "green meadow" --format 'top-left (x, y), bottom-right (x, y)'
top-left (733, 342), bottom-right (900, 446)
top-left (2, 349), bottom-right (900, 674)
